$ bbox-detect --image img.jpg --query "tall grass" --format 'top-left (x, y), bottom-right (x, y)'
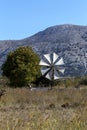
top-left (0, 76), bottom-right (87, 129)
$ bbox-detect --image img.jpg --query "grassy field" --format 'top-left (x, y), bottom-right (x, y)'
top-left (0, 77), bottom-right (87, 130)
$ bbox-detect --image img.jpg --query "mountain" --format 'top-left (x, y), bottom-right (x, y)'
top-left (0, 24), bottom-right (87, 76)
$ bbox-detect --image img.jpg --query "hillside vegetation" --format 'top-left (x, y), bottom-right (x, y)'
top-left (1, 24), bottom-right (87, 76)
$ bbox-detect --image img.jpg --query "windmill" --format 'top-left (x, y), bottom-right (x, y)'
top-left (39, 52), bottom-right (65, 88)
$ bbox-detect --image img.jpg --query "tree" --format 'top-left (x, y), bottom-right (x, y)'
top-left (2, 46), bottom-right (41, 87)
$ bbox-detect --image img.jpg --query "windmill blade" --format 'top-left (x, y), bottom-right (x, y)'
top-left (54, 68), bottom-right (59, 80)
top-left (44, 54), bottom-right (51, 64)
top-left (41, 68), bottom-right (50, 75)
top-left (54, 75), bottom-right (60, 80)
top-left (54, 75), bottom-right (64, 80)
top-left (53, 52), bottom-right (59, 63)
top-left (39, 59), bottom-right (50, 66)
top-left (55, 58), bottom-right (64, 65)
top-left (45, 73), bottom-right (51, 80)
top-left (58, 68), bottom-right (65, 74)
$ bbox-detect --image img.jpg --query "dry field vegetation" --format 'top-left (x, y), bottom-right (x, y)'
top-left (0, 77), bottom-right (87, 130)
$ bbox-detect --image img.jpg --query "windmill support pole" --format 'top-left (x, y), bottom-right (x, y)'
top-left (50, 80), bottom-right (54, 90)
top-left (50, 82), bottom-right (52, 89)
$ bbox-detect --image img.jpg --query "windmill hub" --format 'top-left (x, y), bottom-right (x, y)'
top-left (50, 63), bottom-right (54, 68)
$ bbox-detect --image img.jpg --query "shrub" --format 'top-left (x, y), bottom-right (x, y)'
top-left (2, 46), bottom-right (41, 87)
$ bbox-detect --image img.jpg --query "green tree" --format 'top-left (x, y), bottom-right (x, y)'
top-left (2, 46), bottom-right (41, 87)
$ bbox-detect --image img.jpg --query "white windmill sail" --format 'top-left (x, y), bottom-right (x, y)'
top-left (41, 68), bottom-right (50, 75)
top-left (44, 54), bottom-right (51, 64)
top-left (54, 75), bottom-right (63, 80)
top-left (46, 73), bottom-right (51, 80)
top-left (39, 59), bottom-right (50, 66)
top-left (58, 68), bottom-right (65, 74)
top-left (53, 52), bottom-right (59, 63)
top-left (55, 58), bottom-right (64, 65)
top-left (54, 75), bottom-right (60, 80)
top-left (53, 68), bottom-right (59, 80)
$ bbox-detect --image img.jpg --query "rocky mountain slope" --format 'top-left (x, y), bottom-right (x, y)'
top-left (0, 24), bottom-right (87, 76)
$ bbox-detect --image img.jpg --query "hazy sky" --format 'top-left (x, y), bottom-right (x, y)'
top-left (0, 0), bottom-right (87, 40)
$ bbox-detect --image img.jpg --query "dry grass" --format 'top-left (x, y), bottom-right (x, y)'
top-left (0, 77), bottom-right (87, 129)
top-left (0, 88), bottom-right (87, 130)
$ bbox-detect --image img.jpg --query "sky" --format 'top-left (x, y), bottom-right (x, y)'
top-left (0, 0), bottom-right (87, 40)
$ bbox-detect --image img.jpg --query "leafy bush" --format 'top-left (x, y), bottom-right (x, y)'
top-left (2, 46), bottom-right (41, 87)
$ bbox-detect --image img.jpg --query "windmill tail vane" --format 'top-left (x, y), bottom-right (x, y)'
top-left (39, 52), bottom-right (65, 80)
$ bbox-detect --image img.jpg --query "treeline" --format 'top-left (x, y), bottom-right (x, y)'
top-left (1, 46), bottom-right (87, 88)
top-left (0, 75), bottom-right (87, 88)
